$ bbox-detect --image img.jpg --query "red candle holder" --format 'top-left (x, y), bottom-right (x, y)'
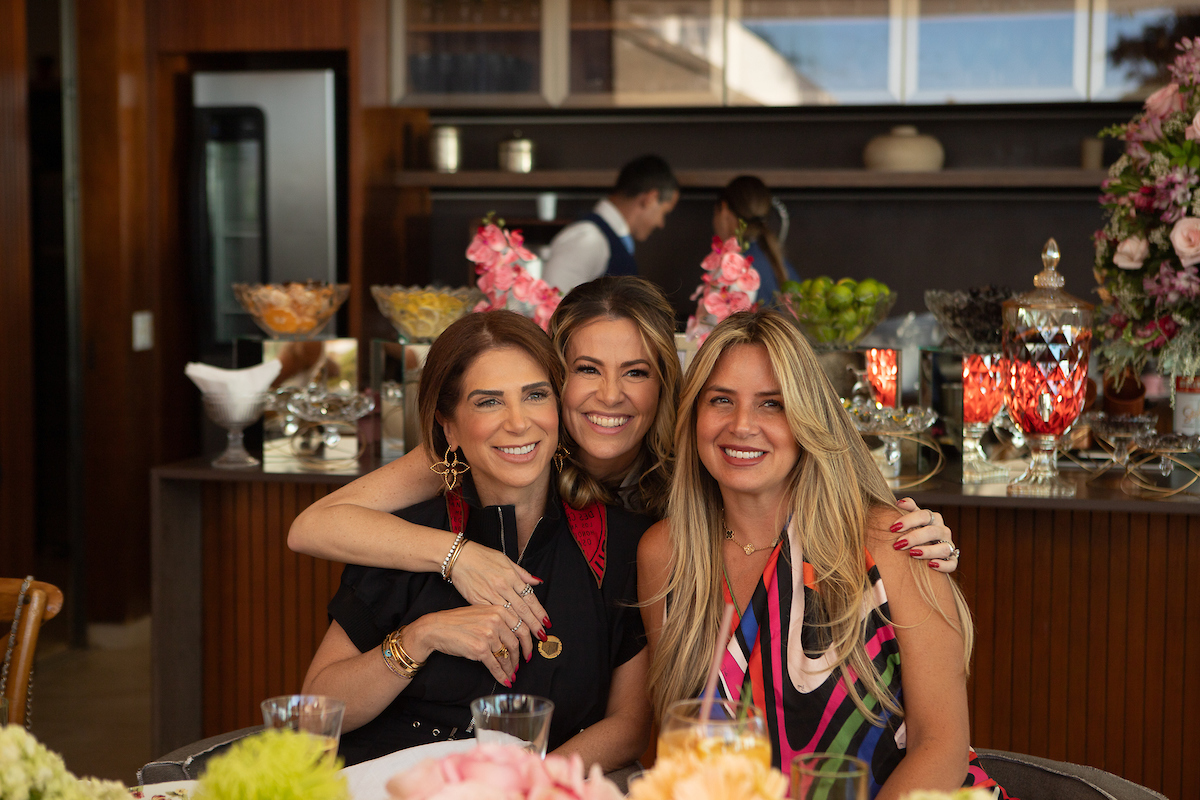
top-left (865, 347), bottom-right (899, 408)
top-left (961, 353), bottom-right (1007, 483)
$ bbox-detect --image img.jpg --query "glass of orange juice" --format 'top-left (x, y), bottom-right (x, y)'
top-left (658, 698), bottom-right (772, 768)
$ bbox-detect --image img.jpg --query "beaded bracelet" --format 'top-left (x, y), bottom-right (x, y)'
top-left (444, 538), bottom-right (467, 584)
top-left (440, 531), bottom-right (466, 582)
top-left (382, 626), bottom-right (424, 680)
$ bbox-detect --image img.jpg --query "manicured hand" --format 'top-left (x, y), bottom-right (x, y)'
top-left (890, 497), bottom-right (959, 572)
top-left (406, 606), bottom-right (525, 685)
top-left (449, 542), bottom-right (548, 660)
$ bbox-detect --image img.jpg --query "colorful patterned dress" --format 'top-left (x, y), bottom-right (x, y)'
top-left (713, 539), bottom-right (1007, 798)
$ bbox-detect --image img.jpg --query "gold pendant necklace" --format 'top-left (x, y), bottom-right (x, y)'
top-left (722, 517), bottom-right (782, 556)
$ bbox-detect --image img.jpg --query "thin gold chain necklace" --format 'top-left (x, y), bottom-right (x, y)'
top-left (721, 516), bottom-right (782, 556)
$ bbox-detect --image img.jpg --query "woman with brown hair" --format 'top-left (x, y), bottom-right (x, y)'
top-left (303, 311), bottom-right (651, 768)
top-left (714, 175), bottom-right (799, 305)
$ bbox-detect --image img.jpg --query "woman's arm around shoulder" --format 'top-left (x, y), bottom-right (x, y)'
top-left (865, 507), bottom-right (971, 800)
top-left (637, 519), bottom-right (673, 658)
top-left (287, 447), bottom-right (549, 647)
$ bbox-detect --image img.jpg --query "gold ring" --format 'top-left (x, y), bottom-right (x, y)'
top-left (492, 647), bottom-right (509, 660)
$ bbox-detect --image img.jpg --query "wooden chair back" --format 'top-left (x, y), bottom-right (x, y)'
top-left (1, 578), bottom-right (64, 725)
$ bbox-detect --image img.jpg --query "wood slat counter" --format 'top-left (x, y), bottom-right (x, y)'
top-left (151, 458), bottom-right (1200, 797)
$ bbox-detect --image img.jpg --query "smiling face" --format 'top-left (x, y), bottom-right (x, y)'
top-left (696, 343), bottom-right (800, 507)
top-left (561, 316), bottom-right (662, 483)
top-left (440, 346), bottom-right (558, 507)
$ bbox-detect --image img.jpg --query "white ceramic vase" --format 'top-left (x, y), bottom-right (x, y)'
top-left (863, 125), bottom-right (945, 172)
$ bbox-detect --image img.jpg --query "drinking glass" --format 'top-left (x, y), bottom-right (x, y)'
top-left (470, 693), bottom-right (554, 756)
top-left (790, 752), bottom-right (869, 800)
top-left (260, 695), bottom-right (346, 762)
top-left (657, 698), bottom-right (772, 768)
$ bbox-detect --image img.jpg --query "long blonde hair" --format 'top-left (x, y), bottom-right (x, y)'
top-left (648, 310), bottom-right (973, 723)
top-left (548, 276), bottom-right (681, 517)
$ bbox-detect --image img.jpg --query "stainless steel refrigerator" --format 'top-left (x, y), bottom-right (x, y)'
top-left (190, 69), bottom-right (341, 352)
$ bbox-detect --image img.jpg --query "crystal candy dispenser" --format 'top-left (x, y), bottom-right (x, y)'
top-left (1002, 239), bottom-right (1093, 497)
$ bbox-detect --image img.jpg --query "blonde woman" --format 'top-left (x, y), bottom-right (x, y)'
top-left (289, 278), bottom-right (957, 650)
top-left (638, 311), bottom-right (1005, 799)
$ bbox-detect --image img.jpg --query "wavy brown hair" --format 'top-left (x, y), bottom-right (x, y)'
top-left (548, 276), bottom-right (681, 517)
top-left (719, 175), bottom-right (787, 288)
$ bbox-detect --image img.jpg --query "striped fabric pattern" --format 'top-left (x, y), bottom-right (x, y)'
top-left (715, 540), bottom-right (1007, 799)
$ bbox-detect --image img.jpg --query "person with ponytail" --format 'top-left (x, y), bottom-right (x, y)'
top-left (714, 176), bottom-right (798, 306)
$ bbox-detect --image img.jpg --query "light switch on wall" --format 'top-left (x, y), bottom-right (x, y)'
top-left (132, 310), bottom-right (154, 352)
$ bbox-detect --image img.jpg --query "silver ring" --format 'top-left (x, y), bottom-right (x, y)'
top-left (927, 510), bottom-right (934, 526)
top-left (510, 619), bottom-right (523, 632)
top-left (946, 548), bottom-right (961, 560)
top-left (503, 600), bottom-right (512, 610)
top-left (518, 584), bottom-right (534, 597)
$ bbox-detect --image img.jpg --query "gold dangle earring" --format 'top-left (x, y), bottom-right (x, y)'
top-left (430, 445), bottom-right (470, 492)
top-left (554, 443), bottom-right (570, 472)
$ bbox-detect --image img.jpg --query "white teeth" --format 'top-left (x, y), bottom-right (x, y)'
top-left (724, 448), bottom-right (764, 459)
top-left (498, 444), bottom-right (536, 455)
top-left (587, 414), bottom-right (630, 428)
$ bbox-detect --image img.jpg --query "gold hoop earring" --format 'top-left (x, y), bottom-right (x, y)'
top-left (430, 445), bottom-right (470, 492)
top-left (554, 444), bottom-right (570, 472)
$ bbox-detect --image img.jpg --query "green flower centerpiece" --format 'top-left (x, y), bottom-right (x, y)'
top-left (0, 725), bottom-right (127, 800)
top-left (194, 729), bottom-right (347, 800)
top-left (1094, 36), bottom-right (1200, 396)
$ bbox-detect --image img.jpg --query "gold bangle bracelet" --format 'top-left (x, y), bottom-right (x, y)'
top-left (382, 626), bottom-right (424, 679)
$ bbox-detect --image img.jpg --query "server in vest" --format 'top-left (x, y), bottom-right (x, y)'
top-left (542, 155), bottom-right (679, 293)
top-left (304, 310), bottom-right (653, 770)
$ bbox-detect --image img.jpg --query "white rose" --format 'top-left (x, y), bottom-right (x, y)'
top-left (1113, 236), bottom-right (1150, 270)
top-left (1170, 217), bottom-right (1200, 267)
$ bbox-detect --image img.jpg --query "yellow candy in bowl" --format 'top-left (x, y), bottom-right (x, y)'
top-left (371, 285), bottom-right (483, 342)
top-left (233, 282), bottom-right (350, 340)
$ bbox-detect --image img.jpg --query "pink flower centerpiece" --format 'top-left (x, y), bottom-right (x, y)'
top-left (686, 232), bottom-right (761, 345)
top-left (386, 744), bottom-right (622, 800)
top-left (1094, 37), bottom-right (1200, 391)
top-left (466, 214), bottom-right (563, 331)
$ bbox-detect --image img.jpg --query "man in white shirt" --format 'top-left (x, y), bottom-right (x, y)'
top-left (542, 155), bottom-right (678, 293)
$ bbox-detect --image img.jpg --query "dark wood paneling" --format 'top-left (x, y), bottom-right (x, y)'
top-left (0, 0), bottom-right (36, 574)
top-left (934, 504), bottom-right (1198, 799)
top-left (76, 0), bottom-right (155, 619)
top-left (200, 480), bottom-right (345, 734)
top-left (155, 1), bottom-right (352, 52)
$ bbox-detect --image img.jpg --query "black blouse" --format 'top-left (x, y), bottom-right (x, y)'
top-left (329, 486), bottom-right (651, 765)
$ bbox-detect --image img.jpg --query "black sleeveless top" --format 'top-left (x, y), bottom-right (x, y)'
top-left (581, 211), bottom-right (638, 277)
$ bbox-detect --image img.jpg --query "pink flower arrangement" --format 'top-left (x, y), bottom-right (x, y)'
top-left (386, 744), bottom-right (622, 800)
top-left (685, 233), bottom-right (761, 344)
top-left (1094, 36), bottom-right (1200, 386)
top-left (467, 214), bottom-right (563, 331)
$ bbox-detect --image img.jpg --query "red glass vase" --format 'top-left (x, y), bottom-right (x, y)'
top-left (961, 353), bottom-right (1007, 483)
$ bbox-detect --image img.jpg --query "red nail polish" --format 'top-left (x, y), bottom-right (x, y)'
top-left (892, 539), bottom-right (908, 551)
top-left (526, 651), bottom-right (532, 663)
top-left (930, 562), bottom-right (940, 570)
top-left (910, 549), bottom-right (923, 557)
top-left (543, 618), bottom-right (552, 629)
top-left (889, 521), bottom-right (903, 533)
top-left (510, 671), bottom-right (517, 683)
top-left (532, 576), bottom-right (543, 583)
top-left (502, 678), bottom-right (511, 688)
top-left (538, 630), bottom-right (547, 642)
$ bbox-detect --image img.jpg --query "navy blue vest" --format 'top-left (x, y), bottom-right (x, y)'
top-left (581, 212), bottom-right (638, 277)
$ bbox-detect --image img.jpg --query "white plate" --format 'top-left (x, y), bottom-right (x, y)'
top-left (130, 780), bottom-right (197, 799)
top-left (341, 740), bottom-right (477, 800)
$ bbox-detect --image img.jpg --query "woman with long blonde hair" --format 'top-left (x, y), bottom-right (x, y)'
top-left (639, 311), bottom-right (1005, 799)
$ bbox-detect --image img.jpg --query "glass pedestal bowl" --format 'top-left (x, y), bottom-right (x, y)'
top-left (233, 282), bottom-right (350, 340)
top-left (203, 392), bottom-right (271, 468)
top-left (371, 285), bottom-right (482, 342)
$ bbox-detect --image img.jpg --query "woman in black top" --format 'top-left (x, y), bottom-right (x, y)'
top-left (303, 311), bottom-right (652, 769)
